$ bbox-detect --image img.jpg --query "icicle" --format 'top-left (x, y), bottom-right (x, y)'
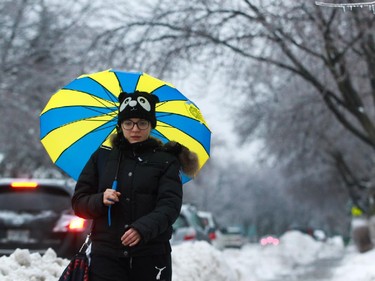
top-left (315, 1), bottom-right (375, 13)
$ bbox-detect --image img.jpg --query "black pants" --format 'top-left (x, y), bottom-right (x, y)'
top-left (89, 253), bottom-right (172, 281)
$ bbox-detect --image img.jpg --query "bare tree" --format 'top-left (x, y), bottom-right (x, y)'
top-left (0, 0), bottom-right (96, 176)
top-left (2, 0), bottom-right (371, 237)
top-left (86, 0), bottom-right (375, 142)
top-left (83, 0), bottom-right (375, 216)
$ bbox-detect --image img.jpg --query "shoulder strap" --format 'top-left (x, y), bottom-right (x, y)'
top-left (97, 146), bottom-right (111, 177)
top-left (97, 146), bottom-right (121, 192)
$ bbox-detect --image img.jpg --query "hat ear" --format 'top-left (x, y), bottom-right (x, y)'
top-left (149, 94), bottom-right (160, 104)
top-left (118, 92), bottom-right (130, 104)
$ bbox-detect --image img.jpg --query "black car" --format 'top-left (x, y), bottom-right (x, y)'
top-left (0, 178), bottom-right (91, 258)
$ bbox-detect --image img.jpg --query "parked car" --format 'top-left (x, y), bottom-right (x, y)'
top-left (171, 204), bottom-right (211, 245)
top-left (221, 226), bottom-right (246, 248)
top-left (0, 178), bottom-right (91, 258)
top-left (197, 210), bottom-right (225, 250)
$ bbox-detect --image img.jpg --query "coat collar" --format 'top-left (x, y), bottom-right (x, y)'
top-left (110, 133), bottom-right (199, 177)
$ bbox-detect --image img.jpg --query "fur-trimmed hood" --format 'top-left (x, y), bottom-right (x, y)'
top-left (110, 133), bottom-right (199, 178)
top-left (161, 141), bottom-right (199, 178)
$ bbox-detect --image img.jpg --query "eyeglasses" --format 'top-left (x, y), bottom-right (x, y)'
top-left (122, 120), bottom-right (150, 130)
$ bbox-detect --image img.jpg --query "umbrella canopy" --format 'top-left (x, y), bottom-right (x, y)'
top-left (40, 69), bottom-right (211, 183)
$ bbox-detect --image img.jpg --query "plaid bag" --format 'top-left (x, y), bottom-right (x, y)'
top-left (59, 234), bottom-right (91, 281)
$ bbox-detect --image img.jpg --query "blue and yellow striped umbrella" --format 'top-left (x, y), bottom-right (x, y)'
top-left (40, 69), bottom-right (211, 183)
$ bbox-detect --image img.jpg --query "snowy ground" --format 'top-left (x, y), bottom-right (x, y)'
top-left (0, 230), bottom-right (374, 281)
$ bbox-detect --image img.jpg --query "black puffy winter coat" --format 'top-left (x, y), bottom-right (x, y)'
top-left (71, 136), bottom-right (197, 258)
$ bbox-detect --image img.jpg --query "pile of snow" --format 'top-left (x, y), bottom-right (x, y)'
top-left (175, 230), bottom-right (344, 281)
top-left (0, 248), bottom-right (69, 281)
top-left (330, 245), bottom-right (375, 281)
top-left (0, 230), bottom-right (370, 281)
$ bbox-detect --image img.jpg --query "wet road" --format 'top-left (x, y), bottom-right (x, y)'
top-left (270, 256), bottom-right (343, 281)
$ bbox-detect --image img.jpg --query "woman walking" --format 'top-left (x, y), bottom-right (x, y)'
top-left (72, 91), bottom-right (198, 281)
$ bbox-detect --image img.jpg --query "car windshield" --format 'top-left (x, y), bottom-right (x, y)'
top-left (173, 215), bottom-right (189, 229)
top-left (188, 212), bottom-right (205, 230)
top-left (226, 227), bottom-right (242, 234)
top-left (0, 188), bottom-right (71, 213)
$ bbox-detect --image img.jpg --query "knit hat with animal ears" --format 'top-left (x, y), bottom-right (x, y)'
top-left (117, 91), bottom-right (159, 128)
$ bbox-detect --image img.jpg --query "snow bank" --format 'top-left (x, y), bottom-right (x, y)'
top-left (0, 231), bottom-right (346, 281)
top-left (223, 231), bottom-right (344, 281)
top-left (330, 245), bottom-right (375, 281)
top-left (172, 241), bottom-right (237, 281)
top-left (277, 230), bottom-right (344, 265)
top-left (0, 248), bottom-right (69, 281)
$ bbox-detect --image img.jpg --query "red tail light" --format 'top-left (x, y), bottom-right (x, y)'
top-left (183, 234), bottom-right (196, 240)
top-left (183, 229), bottom-right (197, 241)
top-left (68, 217), bottom-right (86, 231)
top-left (11, 181), bottom-right (38, 188)
top-left (53, 214), bottom-right (87, 233)
top-left (208, 232), bottom-right (217, 241)
top-left (260, 236), bottom-right (280, 246)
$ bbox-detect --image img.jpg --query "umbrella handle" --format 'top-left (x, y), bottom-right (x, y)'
top-left (108, 180), bottom-right (118, 226)
top-left (107, 151), bottom-right (121, 227)
top-left (112, 180), bottom-right (118, 191)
